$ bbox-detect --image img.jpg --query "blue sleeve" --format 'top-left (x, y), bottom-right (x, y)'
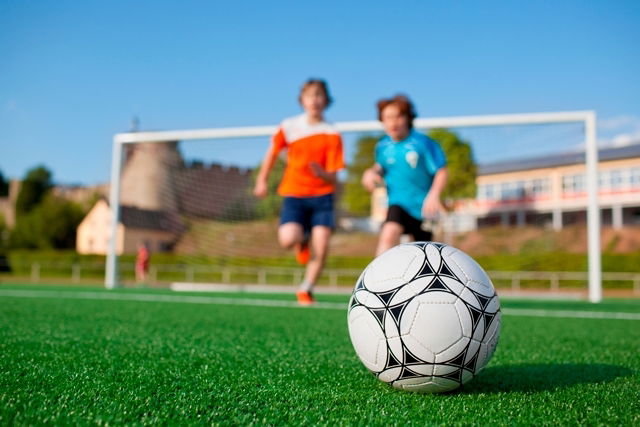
top-left (423, 137), bottom-right (447, 175)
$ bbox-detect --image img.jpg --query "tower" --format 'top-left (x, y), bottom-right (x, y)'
top-left (119, 141), bottom-right (182, 211)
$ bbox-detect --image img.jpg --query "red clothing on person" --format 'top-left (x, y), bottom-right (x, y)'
top-left (136, 246), bottom-right (149, 271)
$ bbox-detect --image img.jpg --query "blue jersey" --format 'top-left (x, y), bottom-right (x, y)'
top-left (375, 130), bottom-right (447, 220)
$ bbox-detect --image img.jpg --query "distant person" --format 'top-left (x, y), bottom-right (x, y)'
top-left (135, 242), bottom-right (150, 285)
top-left (253, 79), bottom-right (344, 305)
top-left (362, 94), bottom-right (448, 255)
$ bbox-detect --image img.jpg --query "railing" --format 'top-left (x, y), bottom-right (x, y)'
top-left (1, 261), bottom-right (639, 294)
top-left (487, 270), bottom-right (640, 294)
top-left (0, 261), bottom-right (360, 288)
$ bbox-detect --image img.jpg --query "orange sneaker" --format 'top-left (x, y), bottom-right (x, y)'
top-left (296, 290), bottom-right (315, 306)
top-left (295, 241), bottom-right (311, 265)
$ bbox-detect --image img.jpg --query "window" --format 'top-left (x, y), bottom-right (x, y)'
top-left (530, 178), bottom-right (550, 196)
top-left (563, 174), bottom-right (585, 194)
top-left (630, 167), bottom-right (640, 188)
top-left (598, 170), bottom-right (610, 190)
top-left (609, 169), bottom-right (624, 189)
top-left (499, 182), bottom-right (512, 200)
top-left (479, 185), bottom-right (485, 200)
top-left (500, 181), bottom-right (525, 200)
top-left (478, 184), bottom-right (496, 200)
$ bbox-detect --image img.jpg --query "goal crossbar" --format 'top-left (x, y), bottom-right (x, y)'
top-left (106, 110), bottom-right (601, 302)
top-left (114, 111), bottom-right (594, 144)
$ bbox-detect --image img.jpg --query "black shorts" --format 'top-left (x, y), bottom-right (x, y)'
top-left (385, 205), bottom-right (433, 242)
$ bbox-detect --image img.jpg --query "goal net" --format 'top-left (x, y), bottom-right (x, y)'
top-left (104, 111), bottom-right (603, 302)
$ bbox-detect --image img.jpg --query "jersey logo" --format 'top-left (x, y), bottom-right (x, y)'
top-left (406, 150), bottom-right (419, 169)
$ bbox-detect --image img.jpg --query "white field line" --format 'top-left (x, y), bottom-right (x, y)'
top-left (0, 289), bottom-right (343, 310)
top-left (1, 289), bottom-right (639, 320)
top-left (500, 308), bottom-right (640, 321)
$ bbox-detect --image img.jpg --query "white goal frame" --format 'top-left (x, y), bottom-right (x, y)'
top-left (106, 110), bottom-right (601, 302)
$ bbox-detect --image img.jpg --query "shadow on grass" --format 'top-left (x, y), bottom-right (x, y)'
top-left (463, 363), bottom-right (633, 394)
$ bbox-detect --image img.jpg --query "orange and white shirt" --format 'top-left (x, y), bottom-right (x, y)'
top-left (269, 114), bottom-right (344, 197)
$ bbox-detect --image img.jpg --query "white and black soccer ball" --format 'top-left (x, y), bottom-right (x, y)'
top-left (347, 242), bottom-right (501, 393)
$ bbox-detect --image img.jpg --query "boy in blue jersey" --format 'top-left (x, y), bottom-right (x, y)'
top-left (362, 95), bottom-right (448, 255)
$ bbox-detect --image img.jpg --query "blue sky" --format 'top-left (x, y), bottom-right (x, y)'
top-left (1, 0), bottom-right (639, 185)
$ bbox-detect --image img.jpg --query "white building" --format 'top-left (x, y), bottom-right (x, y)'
top-left (471, 143), bottom-right (640, 230)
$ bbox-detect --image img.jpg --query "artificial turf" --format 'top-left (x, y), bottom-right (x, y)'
top-left (0, 285), bottom-right (638, 425)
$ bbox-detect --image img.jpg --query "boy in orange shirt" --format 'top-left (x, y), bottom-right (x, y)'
top-left (254, 79), bottom-right (344, 305)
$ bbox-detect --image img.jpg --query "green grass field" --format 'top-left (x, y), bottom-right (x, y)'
top-left (1, 285), bottom-right (638, 425)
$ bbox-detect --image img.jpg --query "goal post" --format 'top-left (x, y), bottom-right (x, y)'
top-left (105, 110), bottom-right (601, 302)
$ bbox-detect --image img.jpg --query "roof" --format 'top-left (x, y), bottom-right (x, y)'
top-left (120, 205), bottom-right (184, 233)
top-left (479, 143), bottom-right (640, 175)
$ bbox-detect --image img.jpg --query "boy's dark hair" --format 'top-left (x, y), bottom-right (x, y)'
top-left (376, 94), bottom-right (417, 128)
top-left (299, 78), bottom-right (333, 108)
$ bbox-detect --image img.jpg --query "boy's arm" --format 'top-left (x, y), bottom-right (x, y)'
top-left (253, 144), bottom-right (279, 198)
top-left (308, 134), bottom-right (344, 185)
top-left (309, 162), bottom-right (338, 184)
top-left (362, 163), bottom-right (383, 192)
top-left (422, 167), bottom-right (448, 217)
top-left (254, 127), bottom-right (287, 198)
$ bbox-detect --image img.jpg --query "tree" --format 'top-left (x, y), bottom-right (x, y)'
top-left (0, 214), bottom-right (7, 273)
top-left (10, 193), bottom-right (85, 249)
top-left (0, 170), bottom-right (8, 197)
top-left (15, 165), bottom-right (53, 215)
top-left (0, 213), bottom-right (7, 250)
top-left (342, 135), bottom-right (380, 216)
top-left (427, 129), bottom-right (477, 200)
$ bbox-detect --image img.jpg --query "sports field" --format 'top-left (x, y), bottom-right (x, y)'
top-left (1, 285), bottom-right (638, 425)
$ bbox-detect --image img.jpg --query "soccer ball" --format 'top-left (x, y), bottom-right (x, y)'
top-left (347, 241), bottom-right (501, 393)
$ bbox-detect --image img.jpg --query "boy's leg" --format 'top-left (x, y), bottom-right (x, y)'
top-left (279, 196), bottom-right (311, 264)
top-left (279, 222), bottom-right (311, 264)
top-left (296, 194), bottom-right (333, 304)
top-left (376, 221), bottom-right (403, 256)
top-left (278, 222), bottom-right (305, 249)
top-left (300, 225), bottom-right (332, 291)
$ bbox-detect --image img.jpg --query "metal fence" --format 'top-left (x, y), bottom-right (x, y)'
top-left (488, 270), bottom-right (640, 293)
top-left (2, 260), bottom-right (639, 294)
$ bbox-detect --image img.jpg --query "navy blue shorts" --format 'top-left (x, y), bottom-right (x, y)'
top-left (280, 194), bottom-right (335, 232)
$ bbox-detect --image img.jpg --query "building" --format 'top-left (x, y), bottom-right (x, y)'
top-left (0, 180), bottom-right (20, 228)
top-left (119, 141), bottom-right (254, 218)
top-left (76, 140), bottom-right (255, 254)
top-left (0, 179), bottom-right (108, 230)
top-left (472, 143), bottom-right (640, 230)
top-left (53, 183), bottom-right (109, 208)
top-left (76, 199), bottom-right (184, 255)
